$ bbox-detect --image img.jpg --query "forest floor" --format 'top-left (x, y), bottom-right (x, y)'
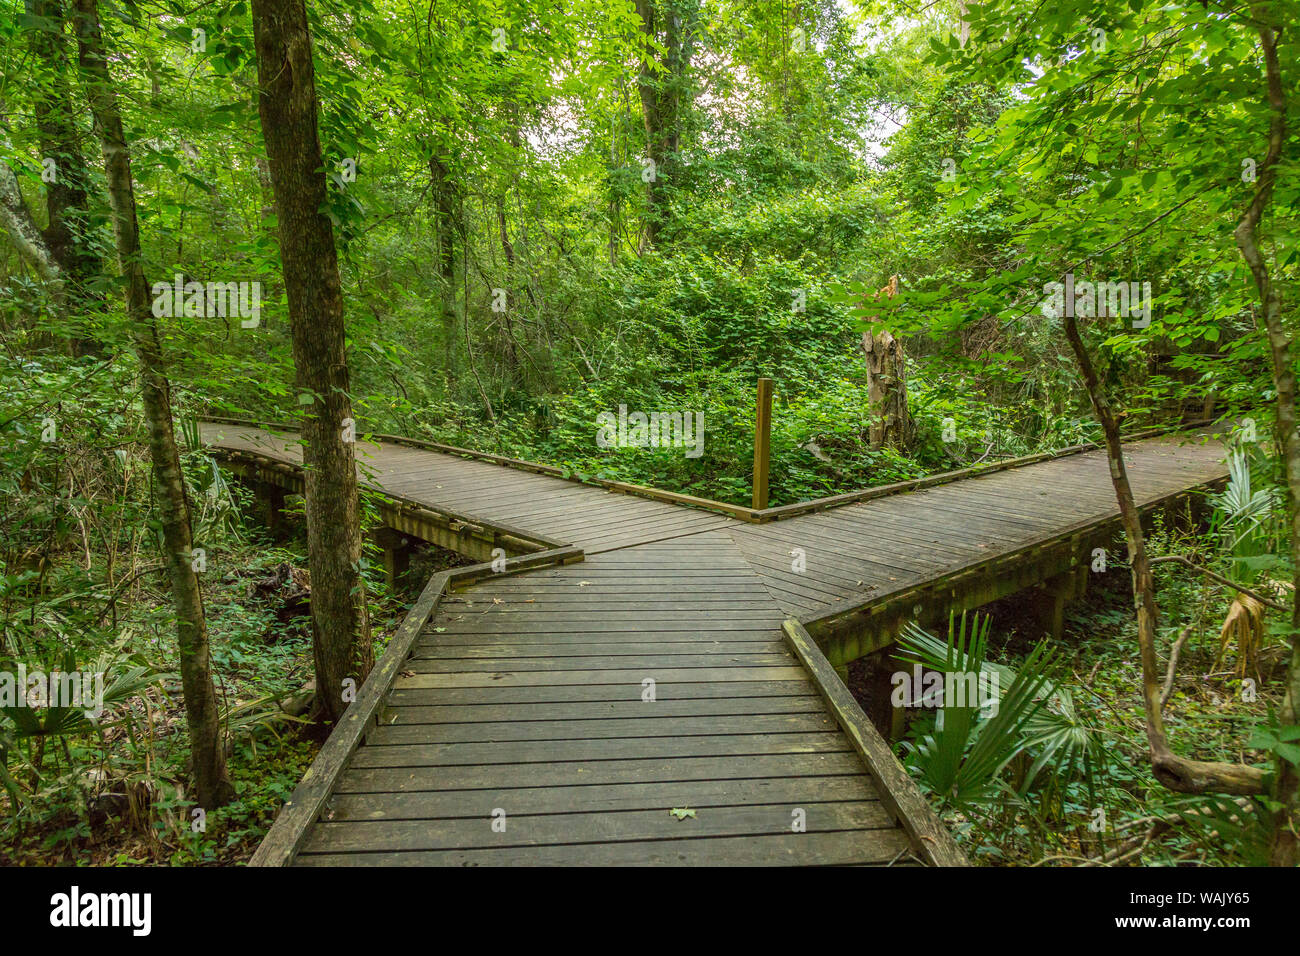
top-left (863, 524), bottom-right (1283, 867)
top-left (0, 524), bottom-right (467, 866)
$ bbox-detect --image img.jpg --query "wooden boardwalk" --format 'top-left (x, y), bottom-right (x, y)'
top-left (200, 420), bottom-right (1229, 866)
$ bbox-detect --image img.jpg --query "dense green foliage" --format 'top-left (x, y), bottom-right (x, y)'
top-left (1, 0), bottom-right (1296, 865)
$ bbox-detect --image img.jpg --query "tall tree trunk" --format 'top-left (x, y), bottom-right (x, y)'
top-left (494, 194), bottom-right (522, 377)
top-left (861, 275), bottom-right (912, 449)
top-left (251, 0), bottom-right (372, 725)
top-left (28, 0), bottom-right (102, 356)
top-left (429, 153), bottom-right (458, 386)
top-left (634, 0), bottom-right (697, 249)
top-left (1061, 313), bottom-right (1266, 797)
top-left (70, 0), bottom-right (232, 807)
top-left (1234, 7), bottom-right (1298, 866)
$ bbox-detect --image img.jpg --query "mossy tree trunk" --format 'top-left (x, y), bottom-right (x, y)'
top-left (251, 0), bottom-right (372, 725)
top-left (70, 0), bottom-right (233, 808)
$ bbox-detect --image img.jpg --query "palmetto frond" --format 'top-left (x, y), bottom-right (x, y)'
top-left (897, 611), bottom-right (1071, 807)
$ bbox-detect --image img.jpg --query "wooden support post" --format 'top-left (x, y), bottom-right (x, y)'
top-left (373, 526), bottom-right (414, 591)
top-left (1047, 586), bottom-right (1067, 642)
top-left (1031, 571), bottom-right (1074, 641)
top-left (253, 481), bottom-right (286, 539)
top-left (752, 377), bottom-right (773, 511)
top-left (889, 697), bottom-right (907, 743)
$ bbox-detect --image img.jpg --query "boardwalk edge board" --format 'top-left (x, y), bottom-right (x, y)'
top-left (781, 619), bottom-right (969, 867)
top-left (201, 414), bottom-right (1217, 525)
top-left (248, 545), bottom-right (584, 867)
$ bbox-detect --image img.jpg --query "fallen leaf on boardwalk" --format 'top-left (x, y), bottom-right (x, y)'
top-left (400, 670), bottom-right (415, 677)
top-left (669, 807), bottom-right (697, 820)
top-left (578, 580), bottom-right (592, 586)
top-left (493, 598), bottom-right (502, 604)
top-left (434, 626), bottom-right (446, 632)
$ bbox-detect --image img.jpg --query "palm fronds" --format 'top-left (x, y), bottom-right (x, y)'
top-left (897, 610), bottom-right (1106, 808)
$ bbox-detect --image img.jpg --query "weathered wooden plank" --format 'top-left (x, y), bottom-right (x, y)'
top-left (385, 679), bottom-right (819, 706)
top-left (296, 828), bottom-right (915, 866)
top-left (301, 800), bottom-right (894, 854)
top-left (423, 630), bottom-right (787, 646)
top-left (381, 694), bottom-right (825, 724)
top-left (442, 595), bottom-right (781, 608)
top-left (334, 751), bottom-right (867, 793)
top-left (432, 608), bottom-right (780, 625)
top-left (350, 731), bottom-right (850, 768)
top-left (323, 774), bottom-right (875, 821)
top-left (403, 652), bottom-right (797, 673)
top-left (425, 621), bottom-right (786, 636)
top-left (368, 712), bottom-right (833, 744)
top-left (393, 666), bottom-right (812, 688)
top-left (410, 640), bottom-right (787, 658)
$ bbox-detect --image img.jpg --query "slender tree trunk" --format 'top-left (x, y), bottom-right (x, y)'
top-left (429, 153), bottom-right (458, 386)
top-left (70, 0), bottom-right (232, 807)
top-left (251, 0), bottom-right (372, 725)
top-left (634, 0), bottom-right (697, 249)
top-left (29, 0), bottom-right (102, 357)
top-left (1062, 313), bottom-right (1266, 797)
top-left (1233, 7), bottom-right (1298, 866)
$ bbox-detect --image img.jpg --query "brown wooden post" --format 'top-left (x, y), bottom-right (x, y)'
top-left (1030, 571), bottom-right (1075, 641)
top-left (254, 480), bottom-right (287, 539)
top-left (752, 377), bottom-right (773, 510)
top-left (373, 526), bottom-right (413, 591)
